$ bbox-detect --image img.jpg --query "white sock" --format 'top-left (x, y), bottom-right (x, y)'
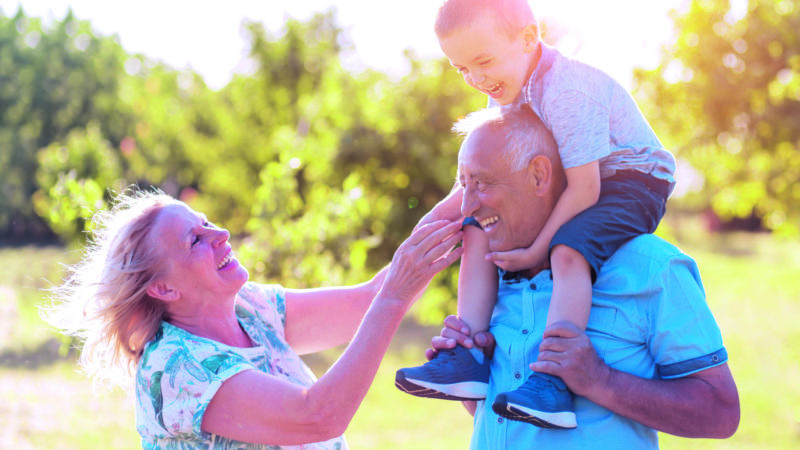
top-left (467, 345), bottom-right (485, 365)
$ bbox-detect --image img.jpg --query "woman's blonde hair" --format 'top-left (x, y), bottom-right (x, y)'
top-left (44, 188), bottom-right (179, 386)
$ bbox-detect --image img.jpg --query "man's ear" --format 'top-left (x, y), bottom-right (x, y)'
top-left (146, 281), bottom-right (180, 302)
top-left (527, 155), bottom-right (552, 194)
top-left (521, 23), bottom-right (539, 52)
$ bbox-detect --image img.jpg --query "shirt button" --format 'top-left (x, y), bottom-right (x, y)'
top-left (522, 329), bottom-right (528, 334)
top-left (514, 372), bottom-right (521, 379)
top-left (712, 355), bottom-right (720, 362)
top-left (497, 417), bottom-right (504, 423)
top-left (529, 283), bottom-right (537, 290)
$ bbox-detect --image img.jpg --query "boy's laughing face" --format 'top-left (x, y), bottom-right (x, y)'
top-left (438, 14), bottom-right (539, 105)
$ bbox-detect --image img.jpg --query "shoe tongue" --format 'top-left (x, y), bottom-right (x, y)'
top-left (534, 372), bottom-right (567, 390)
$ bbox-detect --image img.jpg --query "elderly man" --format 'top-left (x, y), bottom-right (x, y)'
top-left (430, 105), bottom-right (739, 449)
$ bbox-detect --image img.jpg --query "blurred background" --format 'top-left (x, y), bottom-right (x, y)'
top-left (0, 0), bottom-right (798, 448)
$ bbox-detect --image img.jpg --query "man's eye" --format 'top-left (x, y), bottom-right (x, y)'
top-left (191, 235), bottom-right (201, 246)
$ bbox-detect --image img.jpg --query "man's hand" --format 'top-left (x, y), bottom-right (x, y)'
top-left (486, 239), bottom-right (549, 272)
top-left (425, 315), bottom-right (496, 361)
top-left (528, 321), bottom-right (610, 397)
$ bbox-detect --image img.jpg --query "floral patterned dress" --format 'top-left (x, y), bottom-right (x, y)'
top-left (135, 282), bottom-right (347, 449)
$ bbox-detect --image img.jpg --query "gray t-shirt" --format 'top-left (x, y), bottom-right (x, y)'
top-left (505, 43), bottom-right (676, 189)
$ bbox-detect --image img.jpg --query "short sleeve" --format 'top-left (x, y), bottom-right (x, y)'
top-left (647, 254), bottom-right (727, 379)
top-left (544, 89), bottom-right (611, 169)
top-left (136, 335), bottom-right (258, 441)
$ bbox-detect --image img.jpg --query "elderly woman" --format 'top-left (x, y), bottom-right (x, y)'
top-left (47, 189), bottom-right (463, 448)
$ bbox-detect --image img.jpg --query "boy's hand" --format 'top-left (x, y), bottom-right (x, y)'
top-left (486, 240), bottom-right (548, 272)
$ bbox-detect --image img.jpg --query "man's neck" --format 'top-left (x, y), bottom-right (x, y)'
top-left (518, 259), bottom-right (550, 279)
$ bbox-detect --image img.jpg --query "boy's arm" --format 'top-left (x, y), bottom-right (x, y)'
top-left (488, 160), bottom-right (600, 271)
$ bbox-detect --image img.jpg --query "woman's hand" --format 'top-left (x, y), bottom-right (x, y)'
top-left (414, 186), bottom-right (464, 232)
top-left (381, 220), bottom-right (464, 306)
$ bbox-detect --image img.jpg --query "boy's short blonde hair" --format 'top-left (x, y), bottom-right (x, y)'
top-left (435, 0), bottom-right (536, 39)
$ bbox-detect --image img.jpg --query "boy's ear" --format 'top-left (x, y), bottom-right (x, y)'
top-left (146, 281), bottom-right (180, 302)
top-left (521, 23), bottom-right (539, 52)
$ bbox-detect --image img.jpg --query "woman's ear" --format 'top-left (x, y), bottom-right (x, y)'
top-left (146, 281), bottom-right (180, 302)
top-left (527, 155), bottom-right (552, 195)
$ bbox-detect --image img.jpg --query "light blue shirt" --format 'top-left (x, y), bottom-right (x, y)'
top-left (471, 235), bottom-right (727, 449)
top-left (493, 43), bottom-right (676, 188)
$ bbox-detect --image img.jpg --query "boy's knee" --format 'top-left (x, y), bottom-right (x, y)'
top-left (550, 245), bottom-right (589, 272)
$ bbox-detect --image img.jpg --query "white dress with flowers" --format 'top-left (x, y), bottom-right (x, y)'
top-left (135, 282), bottom-right (347, 450)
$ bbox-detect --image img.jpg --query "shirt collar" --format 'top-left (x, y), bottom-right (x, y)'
top-left (520, 42), bottom-right (555, 106)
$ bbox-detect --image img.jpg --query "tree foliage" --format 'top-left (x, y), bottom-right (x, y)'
top-left (1, 8), bottom-right (485, 321)
top-left (634, 0), bottom-right (800, 234)
top-left (0, 8), bottom-right (132, 237)
top-left (15, 3), bottom-right (799, 323)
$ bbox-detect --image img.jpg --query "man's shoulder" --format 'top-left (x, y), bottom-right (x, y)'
top-left (604, 234), bottom-right (692, 273)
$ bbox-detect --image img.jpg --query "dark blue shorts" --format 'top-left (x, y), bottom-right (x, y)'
top-left (550, 170), bottom-right (670, 282)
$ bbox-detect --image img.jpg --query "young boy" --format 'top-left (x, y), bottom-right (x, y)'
top-left (395, 0), bottom-right (675, 430)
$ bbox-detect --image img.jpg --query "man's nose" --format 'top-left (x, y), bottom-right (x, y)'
top-left (461, 185), bottom-right (478, 218)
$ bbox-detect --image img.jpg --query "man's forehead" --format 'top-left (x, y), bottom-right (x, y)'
top-left (459, 127), bottom-right (504, 169)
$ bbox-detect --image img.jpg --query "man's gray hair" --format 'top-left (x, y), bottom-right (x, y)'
top-left (453, 105), bottom-right (559, 172)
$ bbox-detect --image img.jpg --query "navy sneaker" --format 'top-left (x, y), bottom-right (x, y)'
top-left (395, 345), bottom-right (490, 401)
top-left (492, 372), bottom-right (577, 429)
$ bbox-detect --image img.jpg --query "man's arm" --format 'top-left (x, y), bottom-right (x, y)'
top-left (532, 322), bottom-right (740, 438)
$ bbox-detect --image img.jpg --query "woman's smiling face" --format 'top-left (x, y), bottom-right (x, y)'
top-left (149, 202), bottom-right (248, 303)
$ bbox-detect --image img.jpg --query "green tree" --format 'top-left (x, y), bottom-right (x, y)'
top-left (33, 123), bottom-right (122, 242)
top-left (0, 8), bottom-right (132, 238)
top-left (634, 0), bottom-right (800, 234)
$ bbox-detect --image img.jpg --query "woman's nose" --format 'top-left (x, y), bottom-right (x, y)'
top-left (211, 229), bottom-right (230, 247)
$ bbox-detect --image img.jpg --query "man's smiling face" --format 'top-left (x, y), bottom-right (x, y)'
top-left (458, 124), bottom-right (547, 254)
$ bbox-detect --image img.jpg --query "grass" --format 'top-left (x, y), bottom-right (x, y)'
top-left (1, 220), bottom-right (799, 448)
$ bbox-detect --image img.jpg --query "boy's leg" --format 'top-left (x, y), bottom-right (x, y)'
top-left (548, 244), bottom-right (591, 330)
top-left (458, 223), bottom-right (498, 347)
top-left (395, 219), bottom-right (496, 401)
top-left (493, 171), bottom-right (668, 428)
top-left (492, 245), bottom-right (589, 429)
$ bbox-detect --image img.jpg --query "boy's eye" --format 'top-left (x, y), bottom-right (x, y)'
top-left (191, 235), bottom-right (201, 246)
top-left (478, 60), bottom-right (491, 67)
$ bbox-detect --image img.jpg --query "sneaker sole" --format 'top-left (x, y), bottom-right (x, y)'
top-left (395, 373), bottom-right (487, 401)
top-left (492, 396), bottom-right (577, 429)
